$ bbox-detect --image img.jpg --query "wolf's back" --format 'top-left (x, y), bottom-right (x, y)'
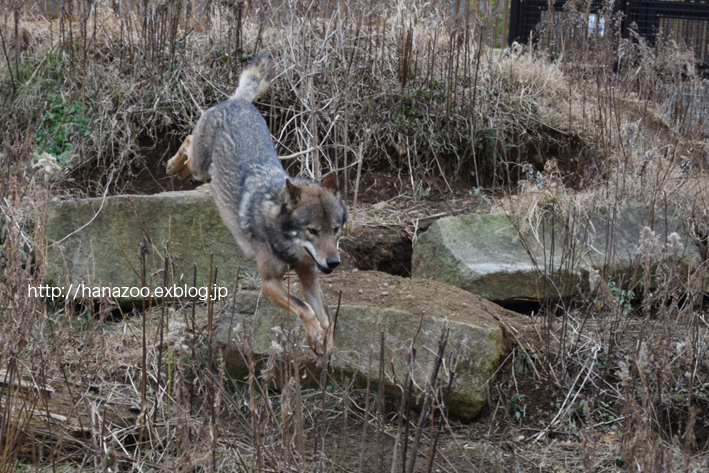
top-left (232, 54), bottom-right (275, 102)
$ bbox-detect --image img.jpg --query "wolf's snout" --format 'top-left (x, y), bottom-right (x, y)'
top-left (326, 258), bottom-right (340, 270)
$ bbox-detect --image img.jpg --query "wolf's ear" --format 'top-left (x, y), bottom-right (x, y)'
top-left (321, 172), bottom-right (338, 195)
top-left (285, 179), bottom-right (301, 204)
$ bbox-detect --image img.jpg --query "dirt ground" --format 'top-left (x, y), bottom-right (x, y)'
top-left (93, 285), bottom-right (614, 473)
top-left (319, 270), bottom-right (515, 329)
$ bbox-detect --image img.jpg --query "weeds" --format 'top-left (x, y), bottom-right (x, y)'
top-left (7, 0), bottom-right (703, 197)
top-left (1, 0), bottom-right (709, 471)
top-left (35, 95), bottom-right (92, 165)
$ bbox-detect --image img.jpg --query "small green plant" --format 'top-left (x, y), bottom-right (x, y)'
top-left (507, 394), bottom-right (526, 420)
top-left (572, 398), bottom-right (588, 422)
top-left (609, 281), bottom-right (635, 317)
top-left (35, 96), bottom-right (92, 165)
top-left (599, 400), bottom-right (617, 421)
top-left (516, 352), bottom-right (536, 374)
top-left (469, 186), bottom-right (485, 197)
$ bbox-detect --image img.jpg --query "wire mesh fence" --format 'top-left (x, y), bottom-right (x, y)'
top-left (509, 0), bottom-right (709, 69)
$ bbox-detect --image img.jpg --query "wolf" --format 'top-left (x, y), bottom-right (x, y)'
top-left (166, 54), bottom-right (347, 366)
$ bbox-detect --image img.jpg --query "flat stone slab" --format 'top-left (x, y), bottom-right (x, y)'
top-left (213, 271), bottom-right (513, 421)
top-left (45, 189), bottom-right (254, 305)
top-left (412, 206), bottom-right (702, 303)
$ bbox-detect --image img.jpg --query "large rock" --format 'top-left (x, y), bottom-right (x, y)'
top-left (412, 206), bottom-right (702, 303)
top-left (213, 271), bottom-right (511, 421)
top-left (411, 214), bottom-right (579, 302)
top-left (46, 189), bottom-right (254, 305)
top-left (580, 206), bottom-right (701, 272)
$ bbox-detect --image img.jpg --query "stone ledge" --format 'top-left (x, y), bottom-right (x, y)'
top-left (413, 207), bottom-right (704, 303)
top-left (213, 277), bottom-right (510, 421)
top-left (45, 189), bottom-right (254, 306)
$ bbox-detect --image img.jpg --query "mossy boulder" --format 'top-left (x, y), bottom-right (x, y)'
top-left (581, 206), bottom-right (701, 272)
top-left (412, 214), bottom-right (582, 302)
top-left (412, 206), bottom-right (702, 303)
top-left (45, 189), bottom-right (254, 306)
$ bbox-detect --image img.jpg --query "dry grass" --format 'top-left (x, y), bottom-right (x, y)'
top-left (2, 0), bottom-right (709, 471)
top-left (3, 0), bottom-right (704, 198)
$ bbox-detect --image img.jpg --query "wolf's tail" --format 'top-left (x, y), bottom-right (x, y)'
top-left (231, 54), bottom-right (275, 102)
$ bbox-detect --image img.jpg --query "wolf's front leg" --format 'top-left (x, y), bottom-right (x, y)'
top-left (296, 266), bottom-right (334, 364)
top-left (166, 135), bottom-right (193, 179)
top-left (260, 277), bottom-right (328, 366)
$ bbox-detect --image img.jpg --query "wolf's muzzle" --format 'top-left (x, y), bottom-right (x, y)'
top-left (316, 258), bottom-right (339, 275)
top-left (326, 258), bottom-right (340, 270)
top-left (304, 246), bottom-right (339, 274)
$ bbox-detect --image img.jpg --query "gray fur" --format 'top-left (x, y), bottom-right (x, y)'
top-left (187, 54), bottom-right (347, 270)
top-left (231, 54), bottom-right (275, 102)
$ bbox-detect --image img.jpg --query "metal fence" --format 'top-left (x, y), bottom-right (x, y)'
top-left (509, 0), bottom-right (709, 69)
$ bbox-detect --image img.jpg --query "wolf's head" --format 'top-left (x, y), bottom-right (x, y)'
top-left (283, 173), bottom-right (348, 274)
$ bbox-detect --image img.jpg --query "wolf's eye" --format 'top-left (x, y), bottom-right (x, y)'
top-left (308, 228), bottom-right (319, 236)
top-left (333, 226), bottom-right (340, 234)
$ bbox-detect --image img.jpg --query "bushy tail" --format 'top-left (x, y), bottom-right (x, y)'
top-left (231, 54), bottom-right (275, 102)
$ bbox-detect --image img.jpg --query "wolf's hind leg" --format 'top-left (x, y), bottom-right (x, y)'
top-left (166, 135), bottom-right (193, 179)
top-left (186, 113), bottom-right (214, 181)
top-left (166, 108), bottom-right (215, 181)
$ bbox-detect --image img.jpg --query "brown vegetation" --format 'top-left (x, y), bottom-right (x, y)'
top-left (1, 0), bottom-right (709, 471)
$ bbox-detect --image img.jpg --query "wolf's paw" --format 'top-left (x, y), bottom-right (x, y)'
top-left (166, 136), bottom-right (192, 179)
top-left (306, 327), bottom-right (325, 355)
top-left (166, 155), bottom-right (186, 176)
top-left (319, 323), bottom-right (334, 368)
top-left (306, 326), bottom-right (332, 368)
top-left (315, 353), bottom-right (330, 369)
